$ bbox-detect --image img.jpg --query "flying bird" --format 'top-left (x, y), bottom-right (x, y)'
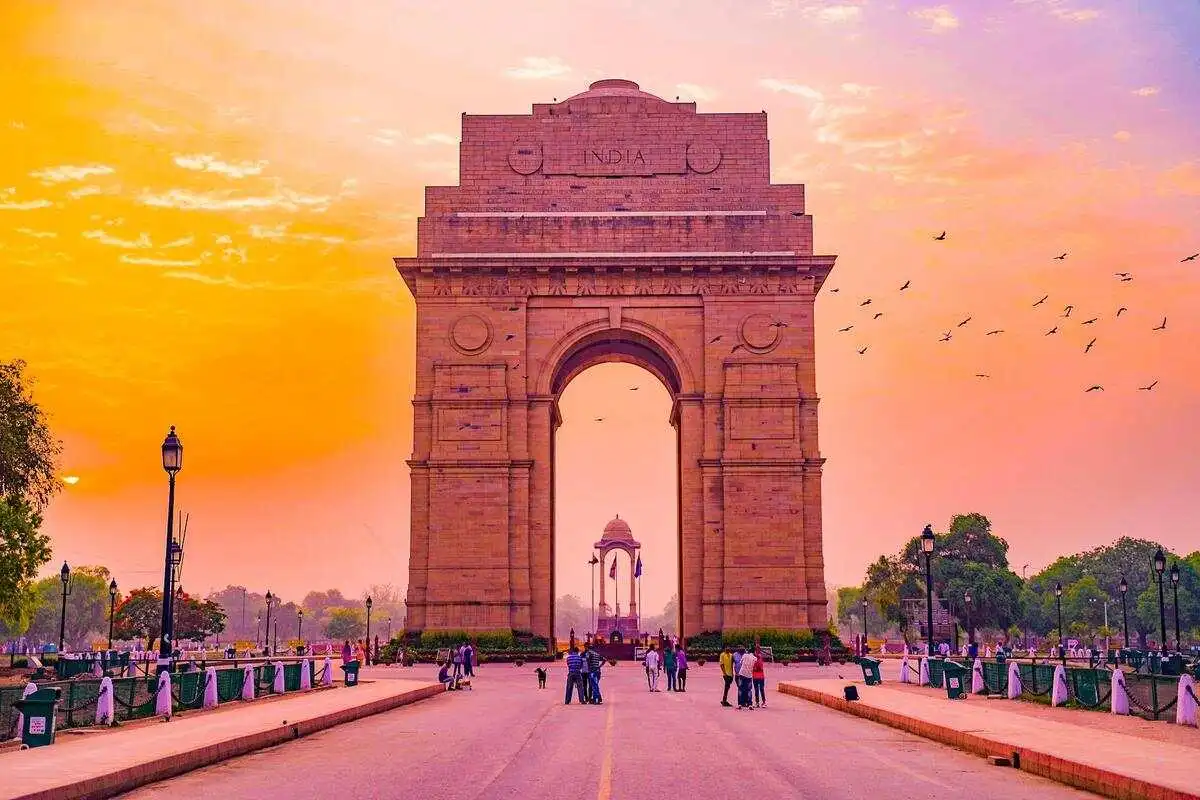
top-left (769, 320), bottom-right (789, 328)
top-left (1139, 381), bottom-right (1158, 391)
top-left (1081, 318), bottom-right (1098, 325)
top-left (1084, 338), bottom-right (1096, 353)
top-left (1062, 305), bottom-right (1073, 318)
top-left (1119, 275), bottom-right (1133, 282)
top-left (1114, 272), bottom-right (1132, 279)
top-left (1033, 295), bottom-right (1049, 307)
top-left (860, 298), bottom-right (872, 306)
top-left (1054, 253), bottom-right (1067, 260)
top-left (505, 333), bottom-right (515, 340)
top-left (731, 343), bottom-right (745, 354)
top-left (1152, 317), bottom-right (1167, 331)
top-left (857, 346), bottom-right (869, 355)
top-left (838, 325), bottom-right (854, 332)
top-left (900, 280), bottom-right (911, 290)
top-left (873, 312), bottom-right (883, 319)
top-left (829, 287), bottom-right (840, 293)
top-left (986, 329), bottom-right (1004, 336)
top-left (1182, 254), bottom-right (1199, 262)
top-left (629, 386), bottom-right (639, 391)
top-left (939, 331), bottom-right (952, 342)
top-left (975, 373), bottom-right (990, 379)
top-left (1045, 326), bottom-right (1059, 336)
top-left (507, 306), bottom-right (520, 312)
top-left (957, 316), bottom-right (972, 327)
top-left (709, 335), bottom-right (723, 343)
top-left (933, 231), bottom-right (947, 240)
top-left (1085, 385), bottom-right (1104, 392)
top-left (1116, 307), bottom-right (1128, 317)
top-left (594, 417), bottom-right (604, 422)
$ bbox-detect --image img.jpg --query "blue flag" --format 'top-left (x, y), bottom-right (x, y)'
top-left (635, 556), bottom-right (643, 578)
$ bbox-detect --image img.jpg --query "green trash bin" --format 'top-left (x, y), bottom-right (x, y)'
top-left (13, 687), bottom-right (62, 748)
top-left (340, 659), bottom-right (360, 687)
top-left (858, 656), bottom-right (882, 686)
top-left (942, 661), bottom-right (969, 700)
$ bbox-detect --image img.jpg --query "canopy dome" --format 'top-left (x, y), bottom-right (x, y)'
top-left (601, 514), bottom-right (634, 542)
top-left (564, 79), bottom-right (666, 103)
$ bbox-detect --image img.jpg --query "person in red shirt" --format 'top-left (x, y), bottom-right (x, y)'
top-left (752, 641), bottom-right (767, 707)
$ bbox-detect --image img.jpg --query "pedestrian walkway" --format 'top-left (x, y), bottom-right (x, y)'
top-left (780, 678), bottom-right (1198, 800)
top-left (1, 679), bottom-right (442, 800)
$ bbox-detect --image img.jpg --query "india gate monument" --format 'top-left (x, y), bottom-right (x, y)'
top-left (396, 79), bottom-right (835, 641)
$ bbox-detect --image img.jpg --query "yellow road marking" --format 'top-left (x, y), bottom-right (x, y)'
top-left (597, 701), bottom-right (615, 800)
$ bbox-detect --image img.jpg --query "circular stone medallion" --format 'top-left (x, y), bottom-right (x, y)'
top-left (507, 140), bottom-right (543, 175)
top-left (686, 140), bottom-right (722, 174)
top-left (739, 313), bottom-right (782, 353)
top-left (450, 314), bottom-right (493, 355)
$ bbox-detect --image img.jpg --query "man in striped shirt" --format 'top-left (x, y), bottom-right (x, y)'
top-left (564, 646), bottom-right (586, 704)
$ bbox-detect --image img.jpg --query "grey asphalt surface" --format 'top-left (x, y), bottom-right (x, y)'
top-left (120, 662), bottom-right (1097, 800)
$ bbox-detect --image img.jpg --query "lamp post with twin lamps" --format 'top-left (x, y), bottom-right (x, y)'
top-left (297, 609), bottom-right (304, 647)
top-left (1153, 548), bottom-right (1166, 653)
top-left (1170, 563), bottom-right (1180, 651)
top-left (365, 596), bottom-right (373, 665)
top-left (263, 591), bottom-right (274, 656)
top-left (158, 426), bottom-right (183, 674)
top-left (964, 591), bottom-right (973, 647)
top-left (1055, 582), bottom-right (1065, 665)
top-left (920, 525), bottom-right (936, 656)
top-left (107, 579), bottom-right (118, 649)
top-left (1119, 576), bottom-right (1130, 649)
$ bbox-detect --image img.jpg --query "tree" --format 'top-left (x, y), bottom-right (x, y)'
top-left (554, 594), bottom-right (589, 638)
top-left (25, 566), bottom-right (113, 648)
top-left (639, 594), bottom-right (679, 637)
top-left (174, 593), bottom-right (226, 642)
top-left (836, 586), bottom-right (885, 637)
top-left (363, 584), bottom-right (405, 637)
top-left (302, 589), bottom-right (356, 638)
top-left (113, 588), bottom-right (165, 643)
top-left (0, 360), bottom-right (62, 511)
top-left (0, 498), bottom-right (51, 635)
top-left (324, 607), bottom-right (365, 640)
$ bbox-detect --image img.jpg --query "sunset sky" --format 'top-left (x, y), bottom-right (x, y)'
top-left (3, 0), bottom-right (1198, 621)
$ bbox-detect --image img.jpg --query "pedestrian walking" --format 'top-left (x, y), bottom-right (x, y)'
top-left (645, 643), bottom-right (661, 691)
top-left (564, 645), bottom-right (586, 704)
top-left (675, 644), bottom-right (688, 692)
top-left (752, 642), bottom-right (767, 707)
top-left (719, 645), bottom-right (734, 706)
top-left (585, 641), bottom-right (604, 704)
top-left (664, 641), bottom-right (677, 691)
top-left (735, 646), bottom-right (756, 709)
top-left (355, 639), bottom-right (367, 667)
top-left (341, 640), bottom-right (353, 665)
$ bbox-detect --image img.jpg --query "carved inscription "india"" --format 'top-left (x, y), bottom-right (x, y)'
top-left (584, 148), bottom-right (646, 166)
top-left (544, 141), bottom-right (687, 176)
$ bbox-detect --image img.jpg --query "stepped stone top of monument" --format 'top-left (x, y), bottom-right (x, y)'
top-left (564, 79), bottom-right (665, 103)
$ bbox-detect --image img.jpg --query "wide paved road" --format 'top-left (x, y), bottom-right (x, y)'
top-left (122, 662), bottom-right (1096, 800)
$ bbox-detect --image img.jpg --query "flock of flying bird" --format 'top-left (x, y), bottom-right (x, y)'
top-left (828, 233), bottom-right (1198, 393)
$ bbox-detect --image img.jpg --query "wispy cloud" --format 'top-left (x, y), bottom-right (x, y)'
top-left (1132, 86), bottom-right (1160, 97)
top-left (29, 164), bottom-right (115, 184)
top-left (67, 186), bottom-right (107, 199)
top-left (1157, 162), bottom-right (1200, 196)
top-left (504, 57), bottom-right (572, 81)
top-left (676, 83), bottom-right (717, 102)
top-left (369, 128), bottom-right (403, 146)
top-left (172, 154), bottom-right (268, 178)
top-left (411, 133), bottom-right (457, 146)
top-left (138, 188), bottom-right (331, 213)
top-left (910, 6), bottom-right (960, 33)
top-left (83, 230), bottom-right (153, 248)
top-left (1113, 131), bottom-right (1132, 142)
top-left (759, 79), bottom-right (824, 101)
top-left (162, 271), bottom-right (255, 289)
top-left (119, 255), bottom-right (203, 267)
top-left (15, 228), bottom-right (57, 239)
top-left (0, 198), bottom-right (52, 211)
top-left (1015, 0), bottom-right (1101, 22)
top-left (247, 222), bottom-right (342, 245)
top-left (841, 83), bottom-right (877, 98)
top-left (770, 2), bottom-right (864, 22)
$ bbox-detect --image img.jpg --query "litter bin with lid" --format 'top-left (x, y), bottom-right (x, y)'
top-left (13, 687), bottom-right (62, 747)
top-left (858, 656), bottom-right (882, 686)
top-left (942, 661), bottom-right (969, 700)
top-left (340, 659), bottom-right (360, 687)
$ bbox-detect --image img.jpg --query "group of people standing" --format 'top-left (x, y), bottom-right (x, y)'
top-left (564, 642), bottom-right (605, 704)
top-left (719, 644), bottom-right (767, 709)
top-left (642, 642), bottom-right (688, 692)
top-left (340, 639), bottom-right (369, 666)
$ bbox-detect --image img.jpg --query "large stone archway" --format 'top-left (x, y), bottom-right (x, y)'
top-left (396, 79), bottom-right (836, 641)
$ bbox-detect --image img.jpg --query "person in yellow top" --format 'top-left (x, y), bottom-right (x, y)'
top-left (719, 645), bottom-right (735, 707)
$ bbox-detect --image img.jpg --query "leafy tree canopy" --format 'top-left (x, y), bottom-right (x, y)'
top-left (0, 360), bottom-right (61, 510)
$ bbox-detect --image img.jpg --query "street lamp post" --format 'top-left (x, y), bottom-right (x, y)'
top-left (273, 620), bottom-right (278, 655)
top-left (263, 591), bottom-right (274, 656)
top-left (861, 596), bottom-right (869, 655)
top-left (1119, 576), bottom-right (1130, 649)
top-left (158, 426), bottom-right (183, 674)
top-left (921, 525), bottom-right (936, 656)
top-left (1054, 582), bottom-right (1065, 665)
top-left (256, 612), bottom-right (262, 648)
top-left (365, 596), bottom-right (373, 666)
top-left (964, 591), bottom-right (973, 646)
top-left (1153, 548), bottom-right (1166, 653)
top-left (588, 554), bottom-right (600, 634)
top-left (107, 579), bottom-right (118, 649)
top-left (387, 616), bottom-right (392, 641)
top-left (1170, 563), bottom-right (1180, 652)
top-left (58, 562), bottom-right (71, 651)
top-left (297, 610), bottom-right (304, 647)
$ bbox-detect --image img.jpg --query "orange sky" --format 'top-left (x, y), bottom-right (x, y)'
top-left (3, 1), bottom-right (1198, 618)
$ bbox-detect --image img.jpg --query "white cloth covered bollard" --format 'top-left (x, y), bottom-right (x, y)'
top-left (320, 656), bottom-right (333, 687)
top-left (15, 682), bottom-right (37, 733)
top-left (1051, 665), bottom-right (1069, 707)
top-left (985, 646), bottom-right (992, 658)
top-left (972, 658), bottom-right (985, 694)
top-left (899, 654), bottom-right (913, 683)
top-left (203, 667), bottom-right (218, 709)
top-left (92, 660), bottom-right (103, 678)
top-left (919, 657), bottom-right (929, 686)
top-left (300, 658), bottom-right (312, 690)
top-left (1111, 669), bottom-right (1129, 715)
top-left (1007, 660), bottom-right (1022, 699)
top-left (272, 661), bottom-right (285, 693)
top-left (95, 677), bottom-right (115, 725)
top-left (155, 671), bottom-right (172, 717)
top-left (241, 664), bottom-right (255, 700)
top-left (1176, 674), bottom-right (1197, 727)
